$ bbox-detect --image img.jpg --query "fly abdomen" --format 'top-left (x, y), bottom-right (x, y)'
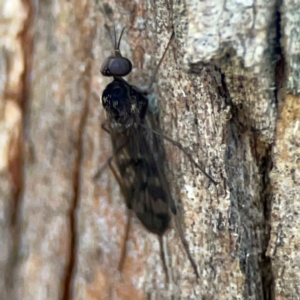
top-left (136, 211), bottom-right (170, 236)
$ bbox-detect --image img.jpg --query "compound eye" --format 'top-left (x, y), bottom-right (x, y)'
top-left (100, 56), bottom-right (132, 77)
top-left (100, 57), bottom-right (113, 76)
top-left (110, 57), bottom-right (132, 76)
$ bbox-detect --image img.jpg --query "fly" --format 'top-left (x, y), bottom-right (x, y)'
top-left (97, 26), bottom-right (217, 281)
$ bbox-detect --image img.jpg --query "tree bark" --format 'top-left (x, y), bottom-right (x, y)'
top-left (1, 0), bottom-right (299, 299)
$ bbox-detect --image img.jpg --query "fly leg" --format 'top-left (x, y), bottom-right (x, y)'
top-left (118, 210), bottom-right (132, 272)
top-left (173, 216), bottom-right (200, 279)
top-left (142, 124), bottom-right (217, 185)
top-left (158, 235), bottom-right (169, 283)
top-left (93, 121), bottom-right (112, 179)
top-left (148, 31), bottom-right (174, 92)
top-left (155, 160), bottom-right (200, 279)
top-left (133, 31), bottom-right (175, 96)
top-left (93, 121), bottom-right (129, 180)
top-left (106, 156), bottom-right (133, 273)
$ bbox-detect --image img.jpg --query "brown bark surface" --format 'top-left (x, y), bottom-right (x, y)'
top-left (1, 0), bottom-right (299, 299)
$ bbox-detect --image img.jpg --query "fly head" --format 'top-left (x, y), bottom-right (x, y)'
top-left (100, 27), bottom-right (132, 77)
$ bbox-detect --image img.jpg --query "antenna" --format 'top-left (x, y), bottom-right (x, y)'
top-left (117, 27), bottom-right (126, 50)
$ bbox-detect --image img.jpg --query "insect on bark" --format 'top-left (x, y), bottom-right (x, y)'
top-left (97, 26), bottom-right (217, 281)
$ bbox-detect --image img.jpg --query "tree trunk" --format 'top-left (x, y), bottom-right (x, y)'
top-left (1, 0), bottom-right (299, 299)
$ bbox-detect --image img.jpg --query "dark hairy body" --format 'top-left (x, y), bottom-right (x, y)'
top-left (102, 77), bottom-right (173, 237)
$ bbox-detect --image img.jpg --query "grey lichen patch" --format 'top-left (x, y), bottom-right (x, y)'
top-left (182, 0), bottom-right (276, 70)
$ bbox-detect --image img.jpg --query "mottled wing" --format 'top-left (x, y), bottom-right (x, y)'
top-left (130, 125), bottom-right (172, 236)
top-left (110, 122), bottom-right (172, 236)
top-left (108, 127), bottom-right (135, 205)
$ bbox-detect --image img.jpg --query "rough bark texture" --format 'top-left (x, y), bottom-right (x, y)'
top-left (0, 0), bottom-right (299, 299)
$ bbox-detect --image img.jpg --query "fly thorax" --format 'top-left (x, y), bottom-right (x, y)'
top-left (102, 78), bottom-right (133, 125)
